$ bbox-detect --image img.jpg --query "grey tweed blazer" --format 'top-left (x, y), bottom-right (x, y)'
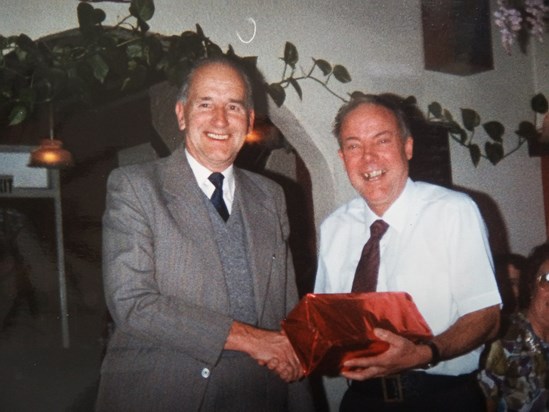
top-left (96, 144), bottom-right (311, 411)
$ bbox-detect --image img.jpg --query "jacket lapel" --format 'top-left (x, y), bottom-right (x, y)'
top-left (235, 169), bottom-right (278, 320)
top-left (159, 146), bottom-right (227, 298)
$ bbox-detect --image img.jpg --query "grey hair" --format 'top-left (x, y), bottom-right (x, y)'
top-left (176, 55), bottom-right (254, 111)
top-left (332, 94), bottom-right (412, 147)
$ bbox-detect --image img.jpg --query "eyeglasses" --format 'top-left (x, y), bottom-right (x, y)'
top-left (537, 272), bottom-right (549, 284)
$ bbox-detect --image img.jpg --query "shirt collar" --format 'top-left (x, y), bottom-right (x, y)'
top-left (363, 178), bottom-right (414, 233)
top-left (184, 149), bottom-right (235, 200)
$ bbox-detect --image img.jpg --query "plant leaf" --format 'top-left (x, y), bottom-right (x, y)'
top-left (242, 56), bottom-right (258, 67)
top-left (0, 83), bottom-right (12, 102)
top-left (485, 142), bottom-right (504, 165)
top-left (531, 93), bottom-right (548, 114)
top-left (267, 83), bottom-right (286, 107)
top-left (448, 121), bottom-right (467, 143)
top-left (143, 36), bottom-right (163, 66)
top-left (173, 31), bottom-right (205, 61)
top-left (8, 105), bottom-right (28, 126)
top-left (283, 42), bottom-right (298, 68)
top-left (77, 2), bottom-right (105, 39)
top-left (0, 35), bottom-right (8, 49)
top-left (129, 0), bottom-right (155, 22)
top-left (461, 108), bottom-right (480, 131)
top-left (137, 19), bottom-right (150, 33)
top-left (313, 58), bottom-right (331, 76)
top-left (121, 64), bottom-right (147, 91)
top-left (442, 109), bottom-right (454, 122)
top-left (196, 24), bottom-right (205, 38)
top-left (77, 3), bottom-right (105, 28)
top-left (333, 64), bottom-right (351, 83)
top-left (515, 121), bottom-right (539, 141)
top-left (469, 144), bottom-right (481, 167)
top-left (15, 34), bottom-right (35, 52)
top-left (206, 42), bottom-right (223, 57)
top-left (428, 102), bottom-right (442, 118)
top-left (289, 78), bottom-right (302, 100)
top-left (77, 3), bottom-right (95, 30)
top-left (87, 54), bottom-right (109, 83)
top-left (483, 121), bottom-right (504, 142)
top-left (94, 8), bottom-right (106, 24)
top-left (403, 95), bottom-right (417, 106)
top-left (350, 91), bottom-right (367, 100)
top-left (126, 42), bottom-right (144, 60)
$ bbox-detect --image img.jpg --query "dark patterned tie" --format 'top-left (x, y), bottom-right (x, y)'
top-left (208, 172), bottom-right (229, 221)
top-left (351, 220), bottom-right (389, 292)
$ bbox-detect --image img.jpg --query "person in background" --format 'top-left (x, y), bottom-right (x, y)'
top-left (494, 253), bottom-right (527, 332)
top-left (478, 242), bottom-right (549, 412)
top-left (96, 55), bottom-right (313, 411)
top-left (314, 94), bottom-right (501, 411)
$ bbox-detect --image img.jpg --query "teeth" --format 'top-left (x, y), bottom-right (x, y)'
top-left (364, 170), bottom-right (384, 180)
top-left (207, 133), bottom-right (228, 140)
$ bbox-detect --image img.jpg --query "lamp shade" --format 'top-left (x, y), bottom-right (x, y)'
top-left (28, 138), bottom-right (74, 169)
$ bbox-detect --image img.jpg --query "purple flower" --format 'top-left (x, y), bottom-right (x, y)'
top-left (495, 0), bottom-right (548, 54)
top-left (494, 0), bottom-right (523, 54)
top-left (525, 0), bottom-right (549, 42)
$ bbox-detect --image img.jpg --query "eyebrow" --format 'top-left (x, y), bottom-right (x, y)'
top-left (342, 130), bottom-right (394, 141)
top-left (372, 130), bottom-right (394, 138)
top-left (227, 97), bottom-right (247, 106)
top-left (194, 96), bottom-right (246, 107)
top-left (342, 136), bottom-right (360, 142)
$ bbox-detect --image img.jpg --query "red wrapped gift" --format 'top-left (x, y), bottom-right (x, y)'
top-left (281, 292), bottom-right (432, 376)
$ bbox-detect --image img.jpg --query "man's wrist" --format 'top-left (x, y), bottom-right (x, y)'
top-left (418, 340), bottom-right (441, 369)
top-left (225, 321), bottom-right (256, 353)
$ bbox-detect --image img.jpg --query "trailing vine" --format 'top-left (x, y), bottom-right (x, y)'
top-left (267, 41), bottom-right (547, 166)
top-left (0, 0), bottom-right (546, 167)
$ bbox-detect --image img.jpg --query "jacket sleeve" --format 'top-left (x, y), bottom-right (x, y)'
top-left (102, 168), bottom-right (233, 366)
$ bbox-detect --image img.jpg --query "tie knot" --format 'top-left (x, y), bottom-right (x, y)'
top-left (370, 219), bottom-right (389, 238)
top-left (208, 172), bottom-right (224, 189)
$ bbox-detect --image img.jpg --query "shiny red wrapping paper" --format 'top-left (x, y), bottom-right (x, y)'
top-left (281, 292), bottom-right (432, 376)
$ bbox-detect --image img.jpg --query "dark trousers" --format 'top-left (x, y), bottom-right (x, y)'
top-left (340, 371), bottom-right (486, 412)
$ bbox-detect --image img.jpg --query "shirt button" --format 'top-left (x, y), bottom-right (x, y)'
top-left (201, 368), bottom-right (210, 379)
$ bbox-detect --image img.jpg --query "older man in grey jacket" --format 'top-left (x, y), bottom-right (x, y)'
top-left (95, 56), bottom-right (313, 411)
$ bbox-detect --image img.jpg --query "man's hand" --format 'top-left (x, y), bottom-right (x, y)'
top-left (225, 321), bottom-right (304, 382)
top-left (341, 305), bottom-right (500, 381)
top-left (340, 328), bottom-right (432, 381)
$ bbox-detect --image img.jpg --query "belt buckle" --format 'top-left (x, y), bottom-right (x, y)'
top-left (381, 374), bottom-right (403, 402)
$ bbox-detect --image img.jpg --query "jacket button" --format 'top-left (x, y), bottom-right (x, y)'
top-left (201, 368), bottom-right (210, 379)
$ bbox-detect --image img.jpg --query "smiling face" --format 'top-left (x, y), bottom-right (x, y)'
top-left (175, 62), bottom-right (255, 172)
top-left (338, 103), bottom-right (413, 216)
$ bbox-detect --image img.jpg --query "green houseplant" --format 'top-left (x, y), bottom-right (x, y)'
top-left (0, 0), bottom-right (546, 166)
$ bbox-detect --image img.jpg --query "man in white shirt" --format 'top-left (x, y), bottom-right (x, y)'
top-left (314, 94), bottom-right (501, 411)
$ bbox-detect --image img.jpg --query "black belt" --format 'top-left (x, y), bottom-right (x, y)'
top-left (349, 371), bottom-right (475, 402)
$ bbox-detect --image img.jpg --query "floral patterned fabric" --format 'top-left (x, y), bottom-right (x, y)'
top-left (478, 311), bottom-right (549, 411)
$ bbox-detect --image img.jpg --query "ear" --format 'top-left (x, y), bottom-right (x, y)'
top-left (247, 110), bottom-right (256, 134)
top-left (338, 148), bottom-right (344, 161)
top-left (405, 136), bottom-right (414, 160)
top-left (175, 101), bottom-right (186, 131)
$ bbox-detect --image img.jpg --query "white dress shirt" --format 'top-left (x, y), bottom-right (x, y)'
top-left (315, 178), bottom-right (501, 376)
top-left (185, 150), bottom-right (235, 213)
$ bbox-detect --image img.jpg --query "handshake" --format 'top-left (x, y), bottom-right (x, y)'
top-left (225, 321), bottom-right (305, 383)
